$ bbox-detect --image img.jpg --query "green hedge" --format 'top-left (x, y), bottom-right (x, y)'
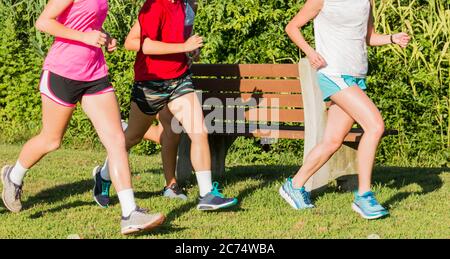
top-left (0, 0), bottom-right (448, 167)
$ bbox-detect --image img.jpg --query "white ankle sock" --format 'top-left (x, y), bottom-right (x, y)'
top-left (9, 161), bottom-right (28, 186)
top-left (117, 189), bottom-right (137, 217)
top-left (100, 159), bottom-right (111, 181)
top-left (195, 171), bottom-right (213, 197)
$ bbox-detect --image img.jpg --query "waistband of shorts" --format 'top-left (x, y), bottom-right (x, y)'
top-left (134, 70), bottom-right (192, 84)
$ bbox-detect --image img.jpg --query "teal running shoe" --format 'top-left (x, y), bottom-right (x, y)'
top-left (197, 182), bottom-right (238, 211)
top-left (92, 166), bottom-right (112, 208)
top-left (352, 191), bottom-right (389, 220)
top-left (279, 178), bottom-right (315, 210)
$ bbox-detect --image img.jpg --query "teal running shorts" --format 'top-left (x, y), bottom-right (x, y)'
top-left (317, 73), bottom-right (367, 102)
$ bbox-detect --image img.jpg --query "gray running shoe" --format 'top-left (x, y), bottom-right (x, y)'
top-left (1, 165), bottom-right (23, 213)
top-left (121, 207), bottom-right (165, 235)
top-left (163, 183), bottom-right (188, 200)
top-left (197, 182), bottom-right (238, 211)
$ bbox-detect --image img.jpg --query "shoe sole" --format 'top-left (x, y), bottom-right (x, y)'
top-left (196, 199), bottom-right (238, 211)
top-left (279, 186), bottom-right (314, 210)
top-left (279, 186), bottom-right (300, 210)
top-left (92, 166), bottom-right (108, 209)
top-left (351, 203), bottom-right (389, 220)
top-left (121, 214), bottom-right (166, 235)
top-left (1, 165), bottom-right (20, 213)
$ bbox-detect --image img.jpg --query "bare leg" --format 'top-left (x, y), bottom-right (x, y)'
top-left (330, 87), bottom-right (385, 194)
top-left (81, 92), bottom-right (131, 192)
top-left (153, 107), bottom-right (181, 187)
top-left (167, 92), bottom-right (211, 172)
top-left (125, 102), bottom-right (157, 151)
top-left (17, 95), bottom-right (74, 169)
top-left (292, 102), bottom-right (354, 188)
top-left (292, 86), bottom-right (385, 194)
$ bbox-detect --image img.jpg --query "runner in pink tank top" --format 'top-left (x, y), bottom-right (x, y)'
top-left (1, 0), bottom-right (165, 235)
top-left (43, 0), bottom-right (109, 81)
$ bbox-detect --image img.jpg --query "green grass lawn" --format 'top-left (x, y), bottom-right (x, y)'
top-left (0, 143), bottom-right (449, 239)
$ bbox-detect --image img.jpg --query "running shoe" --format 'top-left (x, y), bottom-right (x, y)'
top-left (279, 178), bottom-right (315, 210)
top-left (197, 182), bottom-right (238, 211)
top-left (352, 191), bottom-right (389, 220)
top-left (163, 183), bottom-right (188, 200)
top-left (121, 207), bottom-right (165, 235)
top-left (92, 165), bottom-right (112, 208)
top-left (1, 165), bottom-right (23, 213)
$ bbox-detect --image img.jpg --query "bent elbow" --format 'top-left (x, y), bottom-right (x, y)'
top-left (35, 18), bottom-right (45, 32)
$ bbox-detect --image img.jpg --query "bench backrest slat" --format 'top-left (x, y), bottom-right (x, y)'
top-left (192, 64), bottom-right (304, 130)
top-left (191, 64), bottom-right (300, 78)
top-left (203, 108), bottom-right (305, 123)
top-left (193, 79), bottom-right (301, 93)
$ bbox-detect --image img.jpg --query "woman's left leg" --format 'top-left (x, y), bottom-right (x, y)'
top-left (330, 87), bottom-right (385, 195)
top-left (81, 92), bottom-right (165, 234)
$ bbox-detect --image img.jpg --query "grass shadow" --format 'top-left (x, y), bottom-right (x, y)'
top-left (24, 179), bottom-right (93, 210)
top-left (29, 200), bottom-right (93, 219)
top-left (372, 166), bottom-right (446, 208)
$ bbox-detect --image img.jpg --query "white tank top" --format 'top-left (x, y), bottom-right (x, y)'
top-left (314, 0), bottom-right (371, 77)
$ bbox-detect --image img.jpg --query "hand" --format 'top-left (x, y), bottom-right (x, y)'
top-left (106, 36), bottom-right (118, 53)
top-left (82, 30), bottom-right (107, 48)
top-left (183, 34), bottom-right (203, 53)
top-left (306, 49), bottom-right (327, 70)
top-left (392, 32), bottom-right (411, 48)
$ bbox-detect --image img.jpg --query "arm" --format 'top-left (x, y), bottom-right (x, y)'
top-left (124, 21), bottom-right (142, 52)
top-left (285, 0), bottom-right (326, 69)
top-left (366, 3), bottom-right (410, 48)
top-left (35, 0), bottom-right (107, 48)
top-left (142, 34), bottom-right (203, 55)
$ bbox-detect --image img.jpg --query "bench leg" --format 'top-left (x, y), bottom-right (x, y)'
top-left (176, 133), bottom-right (237, 186)
top-left (330, 143), bottom-right (358, 192)
top-left (176, 133), bottom-right (194, 186)
top-left (208, 135), bottom-right (237, 180)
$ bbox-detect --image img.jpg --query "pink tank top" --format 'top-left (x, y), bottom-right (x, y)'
top-left (43, 0), bottom-right (109, 81)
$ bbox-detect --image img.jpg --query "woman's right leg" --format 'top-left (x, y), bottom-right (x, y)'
top-left (292, 103), bottom-right (355, 188)
top-left (2, 95), bottom-right (74, 212)
top-left (82, 94), bottom-right (164, 234)
top-left (280, 102), bottom-right (354, 209)
top-left (156, 107), bottom-right (181, 188)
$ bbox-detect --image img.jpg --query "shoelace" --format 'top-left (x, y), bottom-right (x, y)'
top-left (101, 181), bottom-right (111, 196)
top-left (300, 190), bottom-right (312, 205)
top-left (210, 182), bottom-right (225, 198)
top-left (135, 207), bottom-right (149, 214)
top-left (364, 193), bottom-right (379, 207)
top-left (14, 185), bottom-right (23, 201)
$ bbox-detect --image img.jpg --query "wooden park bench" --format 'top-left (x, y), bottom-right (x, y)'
top-left (175, 59), bottom-right (398, 191)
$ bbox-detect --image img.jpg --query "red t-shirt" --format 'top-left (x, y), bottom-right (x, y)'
top-left (134, 0), bottom-right (189, 81)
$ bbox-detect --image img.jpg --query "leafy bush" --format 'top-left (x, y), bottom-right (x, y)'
top-left (0, 0), bottom-right (448, 166)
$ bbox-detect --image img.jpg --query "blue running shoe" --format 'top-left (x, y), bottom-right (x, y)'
top-left (197, 182), bottom-right (238, 211)
top-left (352, 191), bottom-right (389, 220)
top-left (92, 166), bottom-right (112, 208)
top-left (279, 178), bottom-right (315, 210)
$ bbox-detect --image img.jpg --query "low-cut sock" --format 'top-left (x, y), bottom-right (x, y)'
top-left (9, 161), bottom-right (28, 186)
top-left (117, 189), bottom-right (137, 218)
top-left (195, 171), bottom-right (213, 197)
top-left (100, 159), bottom-right (111, 181)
